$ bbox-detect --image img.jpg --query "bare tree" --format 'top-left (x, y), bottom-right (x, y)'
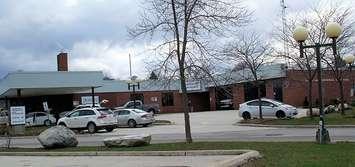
top-left (224, 33), bottom-right (273, 119)
top-left (129, 0), bottom-right (251, 143)
top-left (275, 4), bottom-right (354, 115)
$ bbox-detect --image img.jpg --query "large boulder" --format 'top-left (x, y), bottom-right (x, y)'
top-left (324, 105), bottom-right (338, 114)
top-left (103, 134), bottom-right (151, 147)
top-left (306, 108), bottom-right (320, 116)
top-left (337, 103), bottom-right (350, 111)
top-left (37, 126), bottom-right (78, 149)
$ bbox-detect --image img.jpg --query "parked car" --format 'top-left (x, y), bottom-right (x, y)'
top-left (59, 103), bottom-right (102, 118)
top-left (218, 99), bottom-right (233, 109)
top-left (26, 112), bottom-right (57, 126)
top-left (113, 108), bottom-right (155, 128)
top-left (57, 107), bottom-right (117, 133)
top-left (115, 100), bottom-right (160, 114)
top-left (239, 98), bottom-right (298, 120)
top-left (0, 110), bottom-right (8, 125)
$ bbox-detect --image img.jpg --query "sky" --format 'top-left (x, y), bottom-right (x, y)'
top-left (0, 0), bottom-right (352, 79)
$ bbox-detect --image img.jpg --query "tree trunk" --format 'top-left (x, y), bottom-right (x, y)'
top-left (308, 80), bottom-right (313, 118)
top-left (257, 84), bottom-right (263, 119)
top-left (339, 80), bottom-right (345, 115)
top-left (179, 65), bottom-right (193, 143)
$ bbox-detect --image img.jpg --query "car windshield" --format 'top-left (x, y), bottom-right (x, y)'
top-left (132, 109), bottom-right (146, 113)
top-left (97, 108), bottom-right (113, 115)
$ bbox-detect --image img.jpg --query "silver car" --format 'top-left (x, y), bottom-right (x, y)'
top-left (113, 109), bottom-right (155, 128)
top-left (26, 112), bottom-right (57, 126)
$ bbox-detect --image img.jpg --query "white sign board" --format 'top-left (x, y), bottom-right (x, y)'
top-left (81, 96), bottom-right (99, 105)
top-left (186, 81), bottom-right (202, 91)
top-left (43, 102), bottom-right (49, 112)
top-left (10, 106), bottom-right (26, 125)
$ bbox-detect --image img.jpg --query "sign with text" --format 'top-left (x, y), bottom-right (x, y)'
top-left (81, 96), bottom-right (99, 105)
top-left (43, 102), bottom-right (49, 112)
top-left (186, 81), bottom-right (202, 91)
top-left (10, 106), bottom-right (26, 125)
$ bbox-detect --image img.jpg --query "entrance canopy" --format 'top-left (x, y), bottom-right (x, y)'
top-left (0, 71), bottom-right (104, 98)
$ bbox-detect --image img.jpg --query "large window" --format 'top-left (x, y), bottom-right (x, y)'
top-left (162, 92), bottom-right (174, 106)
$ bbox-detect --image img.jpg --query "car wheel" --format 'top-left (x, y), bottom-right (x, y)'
top-left (105, 127), bottom-right (114, 132)
top-left (276, 110), bottom-right (286, 119)
top-left (148, 108), bottom-right (155, 114)
top-left (44, 120), bottom-right (51, 126)
top-left (242, 112), bottom-right (251, 120)
top-left (87, 122), bottom-right (97, 134)
top-left (128, 119), bottom-right (137, 128)
top-left (58, 122), bottom-right (66, 127)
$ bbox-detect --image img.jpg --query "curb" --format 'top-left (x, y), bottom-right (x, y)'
top-left (237, 124), bottom-right (355, 128)
top-left (0, 150), bottom-right (261, 167)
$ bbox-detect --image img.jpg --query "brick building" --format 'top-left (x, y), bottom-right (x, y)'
top-left (0, 53), bottom-right (354, 115)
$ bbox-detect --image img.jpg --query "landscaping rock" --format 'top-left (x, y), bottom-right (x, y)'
top-left (306, 108), bottom-right (320, 116)
top-left (103, 134), bottom-right (151, 147)
top-left (37, 126), bottom-right (78, 149)
top-left (324, 105), bottom-right (337, 114)
top-left (337, 103), bottom-right (350, 111)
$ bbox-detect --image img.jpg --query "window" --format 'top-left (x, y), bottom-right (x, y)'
top-left (79, 110), bottom-right (95, 116)
top-left (162, 92), bottom-right (174, 106)
top-left (36, 113), bottom-right (46, 117)
top-left (261, 101), bottom-right (274, 107)
top-left (26, 113), bottom-right (34, 119)
top-left (69, 111), bottom-right (80, 117)
top-left (247, 101), bottom-right (259, 106)
top-left (119, 110), bottom-right (130, 115)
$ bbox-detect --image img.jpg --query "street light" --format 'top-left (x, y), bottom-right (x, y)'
top-left (293, 22), bottom-right (342, 144)
top-left (343, 54), bottom-right (355, 98)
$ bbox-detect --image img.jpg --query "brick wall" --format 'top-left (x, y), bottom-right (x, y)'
top-left (208, 87), bottom-right (216, 111)
top-left (232, 84), bottom-right (244, 109)
top-left (284, 70), bottom-right (354, 106)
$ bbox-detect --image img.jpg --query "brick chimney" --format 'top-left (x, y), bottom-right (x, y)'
top-left (57, 52), bottom-right (68, 71)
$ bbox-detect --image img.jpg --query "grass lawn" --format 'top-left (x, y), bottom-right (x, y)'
top-left (0, 125), bottom-right (49, 137)
top-left (1, 142), bottom-right (355, 167)
top-left (241, 108), bottom-right (355, 125)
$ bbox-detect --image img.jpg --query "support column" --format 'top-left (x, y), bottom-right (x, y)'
top-left (17, 89), bottom-right (22, 106)
top-left (5, 96), bottom-right (8, 110)
top-left (91, 87), bottom-right (95, 107)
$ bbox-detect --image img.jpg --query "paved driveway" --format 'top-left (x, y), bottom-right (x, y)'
top-left (101, 110), bottom-right (274, 136)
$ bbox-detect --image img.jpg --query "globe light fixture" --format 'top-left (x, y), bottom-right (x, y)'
top-left (325, 22), bottom-right (342, 38)
top-left (293, 22), bottom-right (343, 144)
top-left (343, 54), bottom-right (355, 64)
top-left (293, 26), bottom-right (309, 42)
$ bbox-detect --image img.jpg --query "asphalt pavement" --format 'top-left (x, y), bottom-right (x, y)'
top-left (1, 110), bottom-right (355, 148)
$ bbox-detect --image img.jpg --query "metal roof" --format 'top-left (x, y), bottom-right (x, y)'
top-left (82, 79), bottom-right (182, 93)
top-left (0, 64), bottom-right (286, 97)
top-left (0, 71), bottom-right (104, 98)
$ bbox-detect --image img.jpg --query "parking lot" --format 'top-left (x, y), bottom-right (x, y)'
top-left (101, 110), bottom-right (274, 136)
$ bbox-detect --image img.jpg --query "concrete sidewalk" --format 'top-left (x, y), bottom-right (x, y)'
top-left (0, 155), bottom-right (235, 167)
top-left (0, 150), bottom-right (260, 167)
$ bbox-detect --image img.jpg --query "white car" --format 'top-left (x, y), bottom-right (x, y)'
top-left (113, 109), bottom-right (155, 128)
top-left (57, 107), bottom-right (117, 133)
top-left (239, 98), bottom-right (298, 120)
top-left (26, 112), bottom-right (57, 126)
top-left (59, 103), bottom-right (102, 118)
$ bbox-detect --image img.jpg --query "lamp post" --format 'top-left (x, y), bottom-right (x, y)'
top-left (293, 22), bottom-right (343, 144)
top-left (343, 54), bottom-right (355, 97)
top-left (127, 77), bottom-right (140, 109)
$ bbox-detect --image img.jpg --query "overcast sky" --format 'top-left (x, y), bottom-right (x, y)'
top-left (0, 0), bottom-right (351, 79)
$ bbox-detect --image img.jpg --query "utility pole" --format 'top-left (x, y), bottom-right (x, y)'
top-left (129, 54), bottom-right (132, 78)
top-left (280, 0), bottom-right (289, 65)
